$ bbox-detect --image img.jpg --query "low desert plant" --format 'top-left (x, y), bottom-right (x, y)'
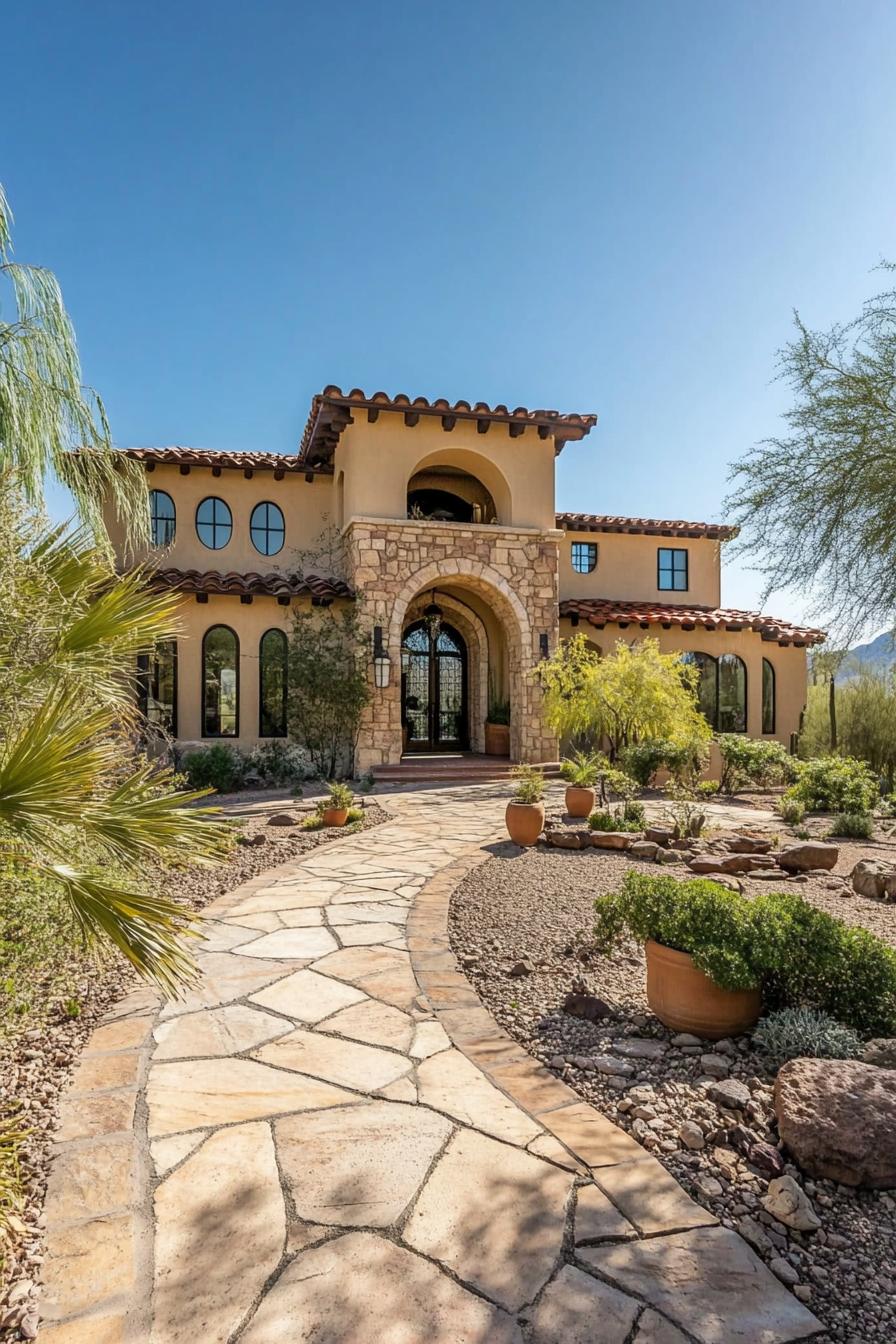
top-left (596, 765), bottom-right (639, 808)
top-left (511, 764), bottom-right (545, 804)
top-left (487, 697), bottom-right (510, 726)
top-left (663, 783), bottom-right (707, 839)
top-left (827, 812), bottom-right (874, 840)
top-left (588, 810), bottom-right (641, 834)
top-left (778, 797), bottom-right (806, 825)
top-left (180, 744), bottom-right (246, 794)
top-left (320, 781), bottom-right (354, 812)
top-left (623, 799), bottom-right (646, 827)
top-left (785, 755), bottom-right (878, 814)
top-left (561, 749), bottom-right (604, 788)
top-left (697, 779), bottom-right (720, 797)
top-left (717, 735), bottom-right (796, 794)
top-left (753, 1008), bottom-right (862, 1067)
top-left (243, 740), bottom-right (310, 786)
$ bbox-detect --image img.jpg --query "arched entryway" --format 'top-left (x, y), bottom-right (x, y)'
top-left (401, 619), bottom-right (467, 751)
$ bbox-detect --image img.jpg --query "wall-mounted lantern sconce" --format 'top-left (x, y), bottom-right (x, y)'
top-left (539, 633), bottom-right (549, 660)
top-left (372, 625), bottom-right (391, 689)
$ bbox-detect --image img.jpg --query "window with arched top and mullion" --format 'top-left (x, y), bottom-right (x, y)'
top-left (149, 489), bottom-right (175, 547)
top-left (681, 651), bottom-right (747, 733)
top-left (259, 629), bottom-right (288, 737)
top-left (762, 658), bottom-right (776, 735)
top-left (202, 625), bottom-right (239, 737)
top-left (196, 496), bottom-right (232, 550)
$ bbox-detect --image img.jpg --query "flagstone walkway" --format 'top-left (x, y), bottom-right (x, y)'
top-left (41, 785), bottom-right (824, 1344)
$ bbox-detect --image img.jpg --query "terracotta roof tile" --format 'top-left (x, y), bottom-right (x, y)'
top-left (148, 568), bottom-right (353, 600)
top-left (559, 598), bottom-right (826, 647)
top-left (298, 386), bottom-right (598, 465)
top-left (557, 513), bottom-right (738, 540)
top-left (121, 447), bottom-right (326, 474)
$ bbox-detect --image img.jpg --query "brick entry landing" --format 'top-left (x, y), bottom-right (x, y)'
top-left (41, 785), bottom-right (823, 1344)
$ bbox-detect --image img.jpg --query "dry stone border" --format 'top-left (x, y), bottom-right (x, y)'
top-left (40, 784), bottom-right (823, 1344)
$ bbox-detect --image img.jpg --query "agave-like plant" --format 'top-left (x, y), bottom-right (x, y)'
top-left (0, 479), bottom-right (230, 995)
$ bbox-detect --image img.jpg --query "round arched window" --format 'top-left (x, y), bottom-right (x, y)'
top-left (149, 489), bottom-right (175, 547)
top-left (250, 502), bottom-right (285, 556)
top-left (196, 497), bottom-right (232, 550)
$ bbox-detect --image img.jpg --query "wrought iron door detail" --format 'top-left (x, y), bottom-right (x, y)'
top-left (401, 621), bottom-right (467, 750)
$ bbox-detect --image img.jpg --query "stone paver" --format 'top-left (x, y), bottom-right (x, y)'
top-left (527, 1264), bottom-right (640, 1344)
top-left (581, 1226), bottom-right (825, 1343)
top-left (42, 783), bottom-right (824, 1343)
top-left (276, 1100), bottom-right (451, 1226)
top-left (404, 1126), bottom-right (572, 1311)
top-left (154, 1122), bottom-right (284, 1344)
top-left (241, 1231), bottom-right (522, 1343)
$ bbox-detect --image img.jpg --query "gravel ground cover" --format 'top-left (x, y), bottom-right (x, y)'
top-left (449, 816), bottom-right (896, 1344)
top-left (0, 796), bottom-right (388, 1340)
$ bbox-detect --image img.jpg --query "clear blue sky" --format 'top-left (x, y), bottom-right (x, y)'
top-left (5, 0), bottom-right (895, 619)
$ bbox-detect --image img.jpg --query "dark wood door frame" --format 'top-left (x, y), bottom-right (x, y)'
top-left (401, 621), bottom-right (468, 752)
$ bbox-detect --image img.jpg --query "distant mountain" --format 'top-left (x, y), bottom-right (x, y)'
top-left (841, 631), bottom-right (896, 680)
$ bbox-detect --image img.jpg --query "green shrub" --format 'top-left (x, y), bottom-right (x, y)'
top-left (321, 781), bottom-right (354, 811)
top-left (828, 812), bottom-right (874, 839)
top-left (620, 738), bottom-right (708, 787)
top-left (487, 698), bottom-right (510, 726)
top-left (753, 1008), bottom-right (862, 1067)
top-left (597, 765), bottom-right (639, 805)
top-left (785, 755), bottom-right (878, 813)
top-left (244, 740), bottom-right (309, 786)
top-left (180, 744), bottom-right (246, 793)
top-left (511, 764), bottom-right (544, 804)
top-left (697, 779), bottom-right (720, 797)
top-left (717, 735), bottom-right (796, 793)
top-left (594, 873), bottom-right (896, 1035)
top-left (778, 797), bottom-right (806, 825)
top-left (594, 872), bottom-right (761, 990)
top-left (589, 810), bottom-right (641, 833)
top-left (663, 783), bottom-right (707, 838)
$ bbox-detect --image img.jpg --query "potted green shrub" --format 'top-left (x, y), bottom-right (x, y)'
top-left (593, 871), bottom-right (763, 1038)
top-left (506, 765), bottom-right (545, 846)
top-left (319, 781), bottom-right (354, 827)
top-left (485, 696), bottom-right (510, 757)
top-left (560, 749), bottom-right (600, 818)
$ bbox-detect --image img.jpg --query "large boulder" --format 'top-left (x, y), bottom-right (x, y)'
top-left (774, 1058), bottom-right (896, 1188)
top-left (776, 842), bottom-right (839, 873)
top-left (589, 831), bottom-right (634, 850)
top-left (645, 825), bottom-right (674, 847)
top-left (688, 854), bottom-right (762, 876)
top-left (725, 834), bottom-right (774, 855)
top-left (851, 859), bottom-right (896, 902)
top-left (862, 1038), bottom-right (896, 1069)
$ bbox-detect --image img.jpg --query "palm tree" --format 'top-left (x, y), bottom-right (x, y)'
top-left (0, 184), bottom-right (146, 542)
top-left (0, 482), bottom-right (229, 992)
top-left (0, 185), bottom-right (228, 991)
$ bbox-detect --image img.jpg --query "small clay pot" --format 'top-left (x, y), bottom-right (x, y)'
top-left (645, 939), bottom-right (761, 1040)
top-left (505, 800), bottom-right (545, 846)
top-left (565, 785), bottom-right (596, 819)
top-left (322, 807), bottom-right (349, 827)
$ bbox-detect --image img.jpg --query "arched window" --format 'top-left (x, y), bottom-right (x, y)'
top-left (149, 490), bottom-right (175, 547)
top-left (681, 651), bottom-right (718, 727)
top-left (137, 640), bottom-right (177, 734)
top-left (718, 654), bottom-right (747, 733)
top-left (259, 629), bottom-right (288, 737)
top-left (196, 497), bottom-right (232, 550)
top-left (202, 626), bottom-right (238, 736)
top-left (250, 502), bottom-right (285, 556)
top-left (762, 658), bottom-right (776, 735)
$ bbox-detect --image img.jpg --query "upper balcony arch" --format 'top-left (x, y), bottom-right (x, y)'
top-left (405, 447), bottom-right (512, 526)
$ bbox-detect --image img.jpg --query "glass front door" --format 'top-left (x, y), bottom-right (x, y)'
top-left (401, 621), bottom-right (467, 751)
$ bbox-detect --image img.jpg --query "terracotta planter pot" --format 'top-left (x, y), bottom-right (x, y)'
top-left (565, 785), bottom-right (596, 818)
top-left (505, 800), bottom-right (545, 846)
top-left (322, 807), bottom-right (349, 828)
top-left (484, 721), bottom-right (510, 756)
top-left (645, 938), bottom-right (761, 1040)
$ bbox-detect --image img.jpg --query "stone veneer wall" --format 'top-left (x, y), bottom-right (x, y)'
top-left (345, 518), bottom-right (561, 771)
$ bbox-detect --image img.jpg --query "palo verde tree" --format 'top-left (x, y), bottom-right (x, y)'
top-left (535, 634), bottom-right (712, 762)
top-left (727, 263), bottom-right (896, 638)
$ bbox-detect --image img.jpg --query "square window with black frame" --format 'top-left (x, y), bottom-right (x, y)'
top-left (657, 547), bottom-right (688, 591)
top-left (571, 541), bottom-right (598, 574)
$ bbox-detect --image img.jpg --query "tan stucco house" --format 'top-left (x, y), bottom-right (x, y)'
top-left (106, 385), bottom-right (825, 776)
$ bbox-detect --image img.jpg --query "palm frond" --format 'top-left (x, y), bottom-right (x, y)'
top-left (85, 764), bottom-right (231, 869)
